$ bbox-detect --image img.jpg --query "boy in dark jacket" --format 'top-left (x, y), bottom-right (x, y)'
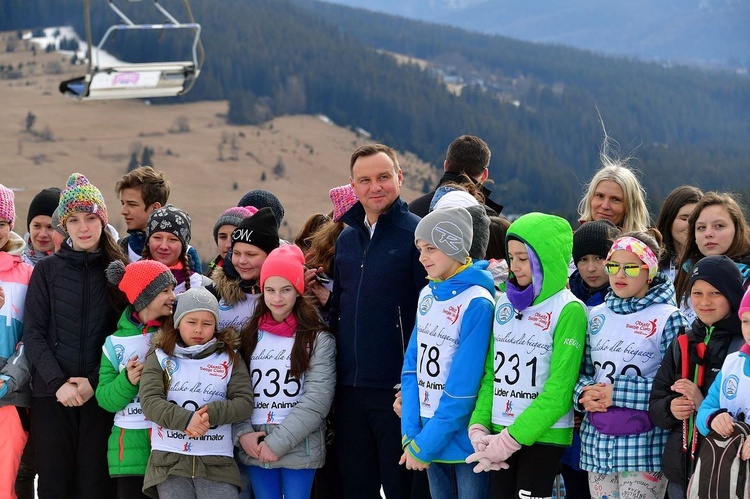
top-left (648, 255), bottom-right (746, 499)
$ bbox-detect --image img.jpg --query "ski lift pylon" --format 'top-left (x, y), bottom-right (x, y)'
top-left (60, 0), bottom-right (204, 100)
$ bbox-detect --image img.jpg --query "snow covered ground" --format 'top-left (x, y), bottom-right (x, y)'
top-left (24, 25), bottom-right (126, 67)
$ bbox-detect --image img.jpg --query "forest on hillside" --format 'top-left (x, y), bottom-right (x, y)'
top-left (2, 0), bottom-right (749, 218)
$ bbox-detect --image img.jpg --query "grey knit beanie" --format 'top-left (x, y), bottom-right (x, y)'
top-left (466, 204), bottom-right (490, 260)
top-left (415, 206), bottom-right (473, 263)
top-left (173, 287), bottom-right (220, 328)
top-left (212, 206), bottom-right (257, 243)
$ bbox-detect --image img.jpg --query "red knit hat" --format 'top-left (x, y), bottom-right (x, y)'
top-left (106, 260), bottom-right (178, 311)
top-left (260, 244), bottom-right (305, 295)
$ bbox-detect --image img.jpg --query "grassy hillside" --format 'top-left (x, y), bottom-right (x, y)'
top-left (0, 35), bottom-right (435, 261)
top-left (3, 0), bottom-right (749, 218)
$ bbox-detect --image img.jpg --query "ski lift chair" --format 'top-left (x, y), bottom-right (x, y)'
top-left (60, 0), bottom-right (203, 100)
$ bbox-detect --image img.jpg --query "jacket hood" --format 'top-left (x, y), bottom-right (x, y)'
top-left (151, 324), bottom-right (240, 357)
top-left (506, 213), bottom-right (572, 304)
top-left (209, 266), bottom-right (254, 306)
top-left (427, 260), bottom-right (495, 300)
top-left (3, 231), bottom-right (26, 256)
top-left (604, 272), bottom-right (677, 314)
top-left (436, 172), bottom-right (503, 215)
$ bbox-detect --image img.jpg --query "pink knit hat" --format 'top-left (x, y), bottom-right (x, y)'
top-left (739, 288), bottom-right (750, 319)
top-left (329, 184), bottom-right (358, 222)
top-left (260, 245), bottom-right (306, 295)
top-left (0, 184), bottom-right (15, 229)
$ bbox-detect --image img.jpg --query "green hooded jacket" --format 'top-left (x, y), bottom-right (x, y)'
top-left (470, 212), bottom-right (587, 446)
top-left (95, 306), bottom-right (155, 476)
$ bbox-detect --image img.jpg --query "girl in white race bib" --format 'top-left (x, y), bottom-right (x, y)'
top-left (235, 244), bottom-right (335, 499)
top-left (575, 231), bottom-right (689, 499)
top-left (139, 287), bottom-right (253, 499)
top-left (95, 259), bottom-right (178, 499)
top-left (467, 212), bottom-right (588, 499)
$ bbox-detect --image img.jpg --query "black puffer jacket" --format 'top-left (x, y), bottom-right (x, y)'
top-left (24, 243), bottom-right (120, 397)
top-left (648, 314), bottom-right (743, 484)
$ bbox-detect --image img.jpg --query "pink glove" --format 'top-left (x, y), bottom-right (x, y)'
top-left (468, 424), bottom-right (490, 452)
top-left (465, 428), bottom-right (521, 473)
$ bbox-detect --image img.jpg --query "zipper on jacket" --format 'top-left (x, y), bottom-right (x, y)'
top-left (397, 305), bottom-right (405, 357)
top-left (353, 238), bottom-right (371, 386)
top-left (80, 252), bottom-right (89, 378)
top-left (192, 455), bottom-right (196, 478)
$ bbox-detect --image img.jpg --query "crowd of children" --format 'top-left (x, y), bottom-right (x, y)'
top-left (1, 154), bottom-right (750, 499)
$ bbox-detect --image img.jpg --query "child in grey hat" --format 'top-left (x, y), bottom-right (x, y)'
top-left (400, 206), bottom-right (495, 497)
top-left (138, 286), bottom-right (253, 499)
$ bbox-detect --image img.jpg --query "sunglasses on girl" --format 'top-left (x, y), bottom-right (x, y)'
top-left (603, 261), bottom-right (649, 277)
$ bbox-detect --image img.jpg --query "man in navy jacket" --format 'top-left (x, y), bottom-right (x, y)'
top-left (330, 144), bottom-right (425, 498)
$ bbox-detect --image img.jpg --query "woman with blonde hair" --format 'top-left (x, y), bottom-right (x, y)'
top-left (577, 138), bottom-right (650, 233)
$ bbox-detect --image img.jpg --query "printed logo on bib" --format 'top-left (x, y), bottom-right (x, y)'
top-left (442, 304), bottom-right (462, 325)
top-left (200, 361), bottom-right (230, 380)
top-left (496, 303), bottom-right (514, 325)
top-left (590, 314), bottom-right (605, 335)
top-left (723, 374), bottom-right (739, 400)
top-left (502, 399), bottom-right (514, 418)
top-left (527, 311), bottom-right (552, 331)
top-left (161, 357), bottom-right (179, 376)
top-left (114, 344), bottom-right (125, 364)
top-left (625, 319), bottom-right (658, 338)
top-left (419, 295), bottom-right (434, 315)
top-left (218, 298), bottom-right (232, 311)
top-left (422, 390), bottom-right (431, 409)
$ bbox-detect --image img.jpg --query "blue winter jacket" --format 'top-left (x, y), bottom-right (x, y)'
top-left (331, 198), bottom-right (425, 389)
top-left (401, 262), bottom-right (495, 463)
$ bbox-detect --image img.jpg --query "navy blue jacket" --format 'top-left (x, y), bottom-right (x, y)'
top-left (330, 197), bottom-right (425, 389)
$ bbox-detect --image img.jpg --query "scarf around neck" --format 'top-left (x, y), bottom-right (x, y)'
top-left (258, 311), bottom-right (297, 338)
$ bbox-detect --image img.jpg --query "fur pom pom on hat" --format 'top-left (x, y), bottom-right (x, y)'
top-left (58, 173), bottom-right (108, 228)
top-left (415, 206), bottom-right (473, 263)
top-left (146, 205), bottom-right (192, 250)
top-left (173, 287), bottom-right (220, 328)
top-left (0, 184), bottom-right (16, 229)
top-left (238, 189), bottom-right (284, 229)
top-left (213, 206), bottom-right (257, 244)
top-left (329, 184), bottom-right (358, 222)
top-left (260, 244), bottom-right (306, 295)
top-left (106, 260), bottom-right (177, 311)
